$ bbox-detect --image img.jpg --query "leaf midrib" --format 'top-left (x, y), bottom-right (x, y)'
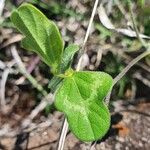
top-left (70, 77), bottom-right (98, 139)
top-left (17, 11), bottom-right (46, 56)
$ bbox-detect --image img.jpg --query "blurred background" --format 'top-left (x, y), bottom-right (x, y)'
top-left (0, 0), bottom-right (150, 149)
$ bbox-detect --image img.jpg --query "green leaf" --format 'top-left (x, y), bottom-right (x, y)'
top-left (55, 71), bottom-right (113, 141)
top-left (11, 3), bottom-right (64, 74)
top-left (61, 44), bottom-right (79, 73)
top-left (48, 76), bottom-right (63, 92)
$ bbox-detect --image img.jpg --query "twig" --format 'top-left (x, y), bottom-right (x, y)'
top-left (0, 0), bottom-right (5, 17)
top-left (11, 45), bottom-right (47, 96)
top-left (0, 119), bottom-right (52, 138)
top-left (82, 0), bottom-right (100, 49)
top-left (0, 61), bottom-right (15, 111)
top-left (57, 0), bottom-right (100, 150)
top-left (57, 119), bottom-right (68, 150)
top-left (0, 68), bottom-right (9, 107)
top-left (130, 80), bottom-right (136, 100)
top-left (133, 73), bottom-right (150, 88)
top-left (0, 34), bottom-right (23, 49)
top-left (114, 51), bottom-right (149, 85)
top-left (106, 0), bottom-right (113, 14)
top-left (0, 93), bottom-right (54, 138)
top-left (101, 43), bottom-right (150, 73)
top-left (98, 3), bottom-right (150, 39)
top-left (89, 142), bottom-right (97, 150)
top-left (10, 45), bottom-right (55, 129)
top-left (128, 0), bottom-right (146, 47)
top-left (95, 49), bottom-right (102, 68)
top-left (76, 0), bottom-right (100, 71)
top-left (104, 0), bottom-right (150, 105)
top-left (15, 56), bottom-right (40, 85)
top-left (0, 60), bottom-right (6, 69)
top-left (21, 93), bottom-right (54, 128)
top-left (114, 0), bottom-right (130, 23)
top-left (2, 45), bottom-right (57, 140)
top-left (118, 50), bottom-right (150, 73)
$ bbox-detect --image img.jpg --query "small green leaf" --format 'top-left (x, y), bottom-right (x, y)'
top-left (11, 3), bottom-right (64, 74)
top-left (55, 71), bottom-right (113, 141)
top-left (61, 44), bottom-right (79, 73)
top-left (48, 76), bottom-right (63, 92)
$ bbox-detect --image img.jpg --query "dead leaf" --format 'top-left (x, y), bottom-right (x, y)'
top-left (112, 122), bottom-right (129, 137)
top-left (98, 4), bottom-right (150, 39)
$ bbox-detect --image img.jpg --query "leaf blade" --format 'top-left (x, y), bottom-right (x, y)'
top-left (11, 3), bottom-right (64, 73)
top-left (61, 44), bottom-right (79, 73)
top-left (55, 71), bottom-right (113, 141)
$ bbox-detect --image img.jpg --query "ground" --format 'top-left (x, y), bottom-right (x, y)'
top-left (0, 0), bottom-right (150, 150)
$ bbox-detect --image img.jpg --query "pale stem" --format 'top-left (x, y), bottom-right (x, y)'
top-left (57, 0), bottom-right (100, 150)
top-left (76, 0), bottom-right (100, 71)
top-left (105, 50), bottom-right (150, 105)
top-left (57, 119), bottom-right (69, 150)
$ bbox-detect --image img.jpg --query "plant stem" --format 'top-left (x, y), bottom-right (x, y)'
top-left (114, 51), bottom-right (150, 85)
top-left (57, 0), bottom-right (100, 150)
top-left (76, 0), bottom-right (100, 71)
top-left (105, 50), bottom-right (150, 105)
top-left (105, 0), bottom-right (150, 105)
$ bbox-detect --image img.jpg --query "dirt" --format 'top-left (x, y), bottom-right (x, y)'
top-left (0, 0), bottom-right (150, 150)
top-left (0, 101), bottom-right (149, 150)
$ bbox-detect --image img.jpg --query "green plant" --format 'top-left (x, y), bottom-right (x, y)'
top-left (11, 3), bottom-right (113, 141)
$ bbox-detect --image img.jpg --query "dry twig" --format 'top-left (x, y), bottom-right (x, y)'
top-left (22, 93), bottom-right (54, 128)
top-left (0, 69), bottom-right (9, 107)
top-left (11, 45), bottom-right (47, 96)
top-left (133, 73), bottom-right (150, 88)
top-left (0, 60), bottom-right (16, 113)
top-left (0, 0), bottom-right (5, 17)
